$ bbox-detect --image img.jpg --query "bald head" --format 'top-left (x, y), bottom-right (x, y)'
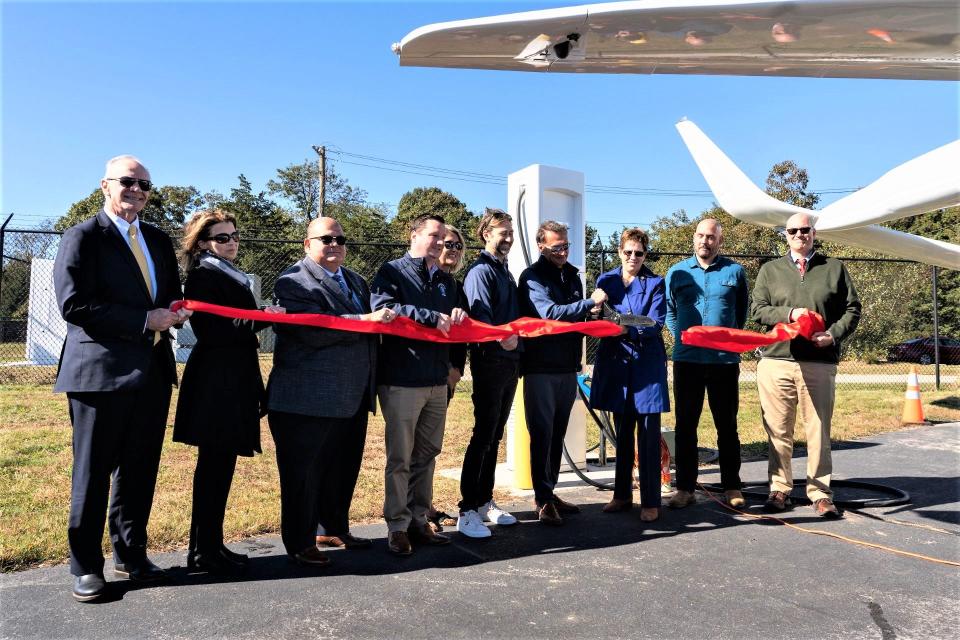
top-left (304, 216), bottom-right (346, 271)
top-left (784, 213), bottom-right (816, 257)
top-left (693, 218), bottom-right (723, 266)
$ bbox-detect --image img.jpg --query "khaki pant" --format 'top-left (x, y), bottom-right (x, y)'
top-left (378, 385), bottom-right (448, 533)
top-left (757, 358), bottom-right (837, 500)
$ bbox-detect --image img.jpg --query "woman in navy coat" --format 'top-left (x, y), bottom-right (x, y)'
top-left (173, 210), bottom-right (284, 573)
top-left (590, 228), bottom-right (669, 522)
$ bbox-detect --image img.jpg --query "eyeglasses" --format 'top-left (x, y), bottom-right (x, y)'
top-left (786, 226), bottom-right (812, 236)
top-left (204, 231), bottom-right (240, 244)
top-left (622, 249), bottom-right (646, 258)
top-left (443, 241), bottom-right (463, 251)
top-left (545, 242), bottom-right (570, 254)
top-left (107, 177), bottom-right (153, 192)
top-left (310, 235), bottom-right (348, 246)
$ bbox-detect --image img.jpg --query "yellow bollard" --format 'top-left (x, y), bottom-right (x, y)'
top-left (512, 378), bottom-right (533, 489)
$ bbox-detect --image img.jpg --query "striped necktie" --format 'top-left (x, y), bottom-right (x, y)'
top-left (128, 225), bottom-right (160, 344)
top-left (797, 257), bottom-right (807, 279)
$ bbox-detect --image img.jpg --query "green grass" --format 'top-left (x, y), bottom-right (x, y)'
top-left (2, 379), bottom-right (958, 571)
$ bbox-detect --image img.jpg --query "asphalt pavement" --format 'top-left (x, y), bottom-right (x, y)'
top-left (2, 423), bottom-right (958, 640)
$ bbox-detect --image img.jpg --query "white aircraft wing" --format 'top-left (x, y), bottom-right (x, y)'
top-left (395, 0), bottom-right (960, 81)
top-left (675, 119), bottom-right (960, 268)
top-left (814, 140), bottom-right (960, 230)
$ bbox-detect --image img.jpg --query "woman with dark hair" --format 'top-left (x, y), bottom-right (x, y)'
top-left (174, 210), bottom-right (285, 574)
top-left (589, 227), bottom-right (669, 523)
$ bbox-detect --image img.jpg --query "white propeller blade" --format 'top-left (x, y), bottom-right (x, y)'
top-left (675, 118), bottom-right (809, 229)
top-left (815, 140), bottom-right (960, 231)
top-left (675, 118), bottom-right (960, 269)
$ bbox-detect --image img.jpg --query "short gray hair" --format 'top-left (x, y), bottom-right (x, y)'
top-left (103, 155), bottom-right (145, 178)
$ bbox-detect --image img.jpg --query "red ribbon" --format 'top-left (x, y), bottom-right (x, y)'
top-left (172, 299), bottom-right (623, 344)
top-left (680, 309), bottom-right (826, 353)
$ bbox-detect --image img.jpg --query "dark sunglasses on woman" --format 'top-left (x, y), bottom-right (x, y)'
top-left (205, 231), bottom-right (240, 244)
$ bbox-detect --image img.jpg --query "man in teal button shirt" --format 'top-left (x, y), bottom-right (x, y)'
top-left (664, 218), bottom-right (749, 509)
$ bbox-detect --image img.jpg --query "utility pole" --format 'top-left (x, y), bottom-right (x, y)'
top-left (312, 145), bottom-right (326, 219)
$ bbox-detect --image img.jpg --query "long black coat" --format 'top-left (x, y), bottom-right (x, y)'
top-left (173, 260), bottom-right (267, 456)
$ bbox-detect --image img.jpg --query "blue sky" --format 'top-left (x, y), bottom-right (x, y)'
top-left (3, 0), bottom-right (958, 240)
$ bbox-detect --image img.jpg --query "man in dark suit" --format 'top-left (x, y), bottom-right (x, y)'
top-left (267, 216), bottom-right (395, 566)
top-left (54, 155), bottom-right (191, 602)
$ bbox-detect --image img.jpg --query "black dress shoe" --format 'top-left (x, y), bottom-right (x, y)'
top-left (187, 549), bottom-right (245, 575)
top-left (73, 574), bottom-right (106, 602)
top-left (114, 559), bottom-right (168, 582)
top-left (219, 544), bottom-right (249, 565)
top-left (339, 532), bottom-right (373, 549)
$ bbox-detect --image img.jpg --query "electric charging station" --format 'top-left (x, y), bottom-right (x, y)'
top-left (504, 164), bottom-right (588, 489)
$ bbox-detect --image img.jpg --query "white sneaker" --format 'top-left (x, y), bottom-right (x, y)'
top-left (479, 500), bottom-right (518, 526)
top-left (457, 510), bottom-right (492, 538)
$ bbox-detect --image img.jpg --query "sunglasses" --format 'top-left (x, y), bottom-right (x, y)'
top-left (622, 249), bottom-right (646, 258)
top-left (204, 231), bottom-right (240, 244)
top-left (443, 241), bottom-right (464, 251)
top-left (310, 235), bottom-right (348, 246)
top-left (545, 242), bottom-right (570, 254)
top-left (786, 226), bottom-right (812, 236)
top-left (107, 177), bottom-right (153, 192)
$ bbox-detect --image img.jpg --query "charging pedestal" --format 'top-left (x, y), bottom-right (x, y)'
top-left (504, 164), bottom-right (587, 489)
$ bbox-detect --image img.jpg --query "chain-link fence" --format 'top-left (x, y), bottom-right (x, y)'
top-left (1, 227), bottom-right (956, 389)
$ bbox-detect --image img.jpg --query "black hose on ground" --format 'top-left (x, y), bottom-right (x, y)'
top-left (699, 479), bottom-right (911, 508)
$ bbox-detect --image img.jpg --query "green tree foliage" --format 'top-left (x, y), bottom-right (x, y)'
top-left (888, 206), bottom-right (959, 339)
top-left (766, 160), bottom-right (820, 209)
top-left (218, 175), bottom-right (299, 299)
top-left (392, 187), bottom-right (479, 243)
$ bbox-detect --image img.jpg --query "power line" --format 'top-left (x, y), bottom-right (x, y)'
top-left (331, 149), bottom-right (858, 197)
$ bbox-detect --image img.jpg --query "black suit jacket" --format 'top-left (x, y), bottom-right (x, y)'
top-left (54, 209), bottom-right (181, 392)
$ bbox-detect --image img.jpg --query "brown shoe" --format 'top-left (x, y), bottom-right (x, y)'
top-left (724, 490), bottom-right (746, 509)
top-left (668, 490), bottom-right (696, 509)
top-left (538, 502), bottom-right (564, 526)
top-left (317, 532), bottom-right (373, 549)
top-left (551, 495), bottom-right (581, 514)
top-left (813, 498), bottom-right (841, 519)
top-left (407, 524), bottom-right (451, 546)
top-left (763, 491), bottom-right (792, 513)
top-left (640, 507), bottom-right (660, 522)
top-left (387, 531), bottom-right (413, 556)
top-left (292, 546), bottom-right (331, 567)
top-left (316, 535), bottom-right (345, 548)
top-left (602, 498), bottom-right (633, 513)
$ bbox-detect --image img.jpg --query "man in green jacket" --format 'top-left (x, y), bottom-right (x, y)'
top-left (751, 212), bottom-right (861, 518)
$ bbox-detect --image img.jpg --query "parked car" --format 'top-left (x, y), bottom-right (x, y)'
top-left (887, 337), bottom-right (960, 365)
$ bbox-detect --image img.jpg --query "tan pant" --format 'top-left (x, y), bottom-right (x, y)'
top-left (378, 385), bottom-right (448, 533)
top-left (757, 358), bottom-right (837, 500)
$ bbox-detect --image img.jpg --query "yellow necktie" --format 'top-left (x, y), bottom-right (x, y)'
top-left (128, 225), bottom-right (160, 345)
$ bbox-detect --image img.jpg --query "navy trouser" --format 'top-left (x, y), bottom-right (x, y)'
top-left (523, 372), bottom-right (577, 506)
top-left (316, 399), bottom-right (369, 537)
top-left (268, 410), bottom-right (334, 556)
top-left (66, 345), bottom-right (171, 576)
top-left (613, 407), bottom-right (662, 508)
top-left (673, 361), bottom-right (742, 492)
top-left (458, 358), bottom-right (519, 512)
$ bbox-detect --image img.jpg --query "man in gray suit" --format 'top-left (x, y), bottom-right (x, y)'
top-left (267, 216), bottom-right (395, 566)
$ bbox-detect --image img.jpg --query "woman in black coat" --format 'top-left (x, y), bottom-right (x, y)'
top-left (173, 210), bottom-right (284, 574)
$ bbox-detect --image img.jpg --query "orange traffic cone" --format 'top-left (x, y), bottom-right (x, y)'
top-left (901, 365), bottom-right (927, 425)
